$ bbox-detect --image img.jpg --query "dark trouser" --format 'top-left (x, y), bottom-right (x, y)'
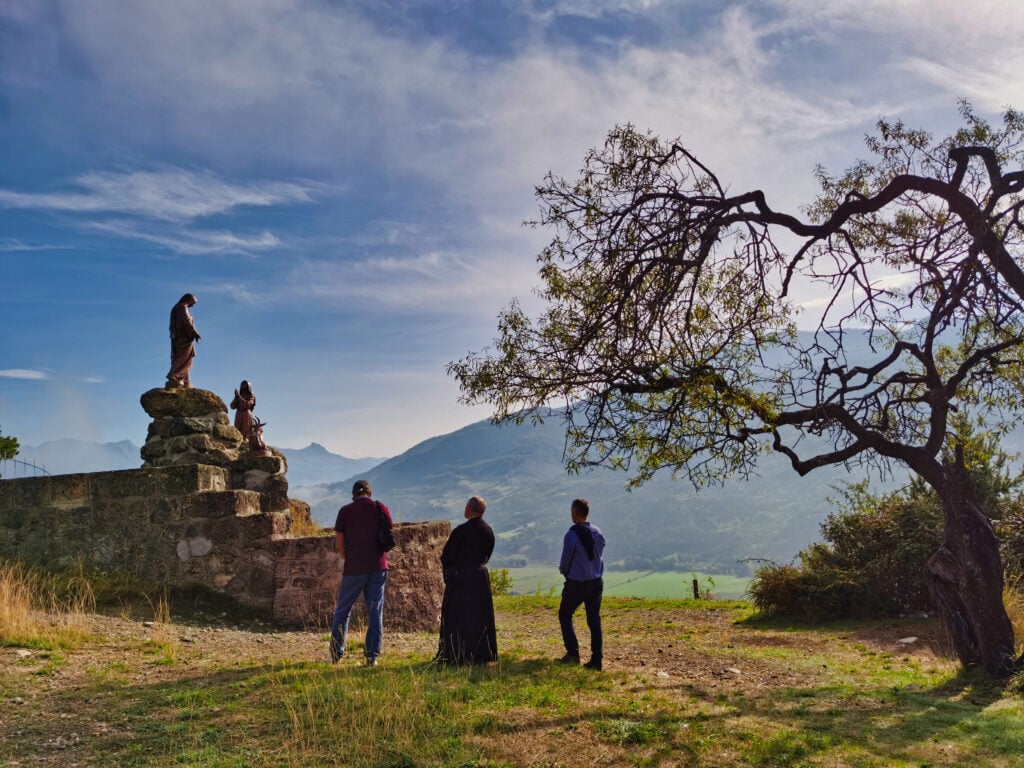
top-left (559, 577), bottom-right (603, 660)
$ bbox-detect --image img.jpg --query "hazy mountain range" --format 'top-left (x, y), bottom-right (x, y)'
top-left (12, 419), bottom-right (909, 575)
top-left (11, 439), bottom-right (384, 485)
top-left (288, 416), bottom-right (908, 576)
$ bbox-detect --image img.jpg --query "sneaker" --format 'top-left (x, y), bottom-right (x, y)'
top-left (583, 658), bottom-right (603, 671)
top-left (365, 657), bottom-right (378, 667)
top-left (557, 653), bottom-right (581, 665)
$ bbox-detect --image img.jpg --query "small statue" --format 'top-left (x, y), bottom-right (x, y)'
top-left (248, 417), bottom-right (272, 457)
top-left (230, 380), bottom-right (256, 438)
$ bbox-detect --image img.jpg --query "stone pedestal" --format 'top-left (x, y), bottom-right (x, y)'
top-left (140, 387), bottom-right (292, 517)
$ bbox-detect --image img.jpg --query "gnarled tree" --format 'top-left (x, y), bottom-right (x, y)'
top-left (449, 103), bottom-right (1024, 676)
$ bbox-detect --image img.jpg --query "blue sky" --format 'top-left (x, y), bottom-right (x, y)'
top-left (2, 1), bottom-right (1022, 458)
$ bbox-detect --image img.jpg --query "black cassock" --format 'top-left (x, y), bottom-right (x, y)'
top-left (438, 516), bottom-right (498, 664)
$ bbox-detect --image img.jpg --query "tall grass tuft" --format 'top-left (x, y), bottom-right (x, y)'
top-left (1004, 576), bottom-right (1024, 654)
top-left (0, 560), bottom-right (94, 648)
top-left (277, 665), bottom-right (477, 766)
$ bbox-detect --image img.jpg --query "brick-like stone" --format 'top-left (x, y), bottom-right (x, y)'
top-left (185, 490), bottom-right (261, 519)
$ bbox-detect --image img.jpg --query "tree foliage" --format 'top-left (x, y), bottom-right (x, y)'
top-left (0, 428), bottom-right (19, 462)
top-left (451, 103), bottom-right (1024, 488)
top-left (451, 102), bottom-right (1024, 675)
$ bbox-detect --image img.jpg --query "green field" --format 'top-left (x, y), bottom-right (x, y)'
top-left (507, 567), bottom-right (751, 600)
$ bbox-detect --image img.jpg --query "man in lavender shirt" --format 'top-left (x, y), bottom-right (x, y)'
top-left (556, 498), bottom-right (606, 671)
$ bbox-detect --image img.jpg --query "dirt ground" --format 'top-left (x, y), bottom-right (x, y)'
top-left (0, 603), bottom-right (954, 765)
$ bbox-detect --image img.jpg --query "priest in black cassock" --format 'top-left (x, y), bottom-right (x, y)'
top-left (436, 496), bottom-right (498, 665)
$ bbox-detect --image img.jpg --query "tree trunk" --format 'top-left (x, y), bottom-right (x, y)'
top-left (923, 461), bottom-right (1019, 677)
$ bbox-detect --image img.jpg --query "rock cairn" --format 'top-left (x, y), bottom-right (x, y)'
top-left (141, 388), bottom-right (246, 468)
top-left (140, 387), bottom-right (296, 516)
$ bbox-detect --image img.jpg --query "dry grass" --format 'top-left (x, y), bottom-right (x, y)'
top-left (1004, 577), bottom-right (1024, 654)
top-left (0, 561), bottom-right (94, 648)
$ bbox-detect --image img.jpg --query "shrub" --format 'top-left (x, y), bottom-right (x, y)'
top-left (489, 568), bottom-right (513, 596)
top-left (749, 479), bottom-right (944, 620)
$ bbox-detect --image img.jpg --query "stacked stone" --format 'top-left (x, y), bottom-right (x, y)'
top-left (140, 388), bottom-right (247, 468)
top-left (140, 387), bottom-right (294, 519)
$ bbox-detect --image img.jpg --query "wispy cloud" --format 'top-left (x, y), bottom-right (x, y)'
top-left (0, 369), bottom-right (50, 380)
top-left (0, 239), bottom-right (67, 252)
top-left (286, 246), bottom-right (540, 314)
top-left (0, 169), bottom-right (317, 222)
top-left (85, 219), bottom-right (282, 255)
top-left (81, 375), bottom-right (106, 384)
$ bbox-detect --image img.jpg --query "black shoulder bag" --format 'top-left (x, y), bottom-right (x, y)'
top-left (375, 501), bottom-right (396, 552)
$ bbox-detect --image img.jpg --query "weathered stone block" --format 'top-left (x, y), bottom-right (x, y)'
top-left (233, 454), bottom-right (286, 475)
top-left (140, 439), bottom-right (166, 461)
top-left (0, 478), bottom-right (16, 512)
top-left (13, 476), bottom-right (49, 509)
top-left (147, 420), bottom-right (172, 440)
top-left (185, 434), bottom-right (215, 452)
top-left (213, 424), bottom-right (243, 440)
top-left (224, 514), bottom-right (275, 541)
top-left (140, 387), bottom-right (228, 418)
top-left (48, 474), bottom-right (91, 509)
top-left (260, 474), bottom-right (290, 512)
top-left (269, 510), bottom-right (292, 536)
top-left (147, 496), bottom-right (189, 524)
top-left (185, 490), bottom-right (261, 519)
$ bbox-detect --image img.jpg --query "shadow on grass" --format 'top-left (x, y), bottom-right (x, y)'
top-left (8, 642), bottom-right (1020, 767)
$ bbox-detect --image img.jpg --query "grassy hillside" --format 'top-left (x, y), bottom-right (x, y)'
top-left (299, 414), bottom-right (901, 575)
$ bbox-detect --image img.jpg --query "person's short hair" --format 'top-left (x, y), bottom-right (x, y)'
top-left (467, 496), bottom-right (487, 515)
top-left (179, 293), bottom-right (197, 305)
top-left (571, 498), bottom-right (590, 518)
top-left (352, 480), bottom-right (372, 499)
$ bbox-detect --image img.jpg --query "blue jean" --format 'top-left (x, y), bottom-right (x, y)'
top-left (330, 570), bottom-right (387, 661)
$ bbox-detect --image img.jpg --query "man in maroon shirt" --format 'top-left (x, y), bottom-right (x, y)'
top-left (329, 479), bottom-right (393, 666)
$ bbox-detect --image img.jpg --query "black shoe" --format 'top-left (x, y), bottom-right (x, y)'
top-left (583, 658), bottom-right (603, 671)
top-left (558, 653), bottom-right (581, 665)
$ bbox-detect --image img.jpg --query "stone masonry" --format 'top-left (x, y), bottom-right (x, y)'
top-left (0, 387), bottom-right (448, 632)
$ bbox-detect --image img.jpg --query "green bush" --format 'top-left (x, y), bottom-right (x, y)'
top-left (749, 479), bottom-right (944, 619)
top-left (750, 425), bottom-right (1024, 621)
top-left (489, 568), bottom-right (513, 596)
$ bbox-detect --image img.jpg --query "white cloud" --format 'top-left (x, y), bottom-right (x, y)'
top-left (0, 169), bottom-right (317, 222)
top-left (765, 0), bottom-right (1024, 111)
top-left (0, 239), bottom-right (66, 252)
top-left (81, 376), bottom-right (106, 384)
top-left (285, 246), bottom-right (538, 312)
top-left (84, 219), bottom-right (282, 255)
top-left (0, 369), bottom-right (50, 380)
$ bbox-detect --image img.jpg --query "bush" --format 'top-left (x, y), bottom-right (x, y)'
top-left (489, 568), bottom-right (513, 596)
top-left (749, 479), bottom-right (944, 620)
top-left (995, 500), bottom-right (1024, 578)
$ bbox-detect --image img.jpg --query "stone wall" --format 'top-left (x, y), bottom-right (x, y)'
top-left (0, 465), bottom-right (449, 632)
top-left (271, 520), bottom-right (450, 631)
top-left (0, 385), bottom-right (449, 632)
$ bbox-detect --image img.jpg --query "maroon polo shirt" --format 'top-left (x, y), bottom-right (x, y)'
top-left (334, 496), bottom-right (391, 575)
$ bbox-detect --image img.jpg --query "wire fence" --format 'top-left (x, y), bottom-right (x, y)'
top-left (0, 458), bottom-right (51, 479)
